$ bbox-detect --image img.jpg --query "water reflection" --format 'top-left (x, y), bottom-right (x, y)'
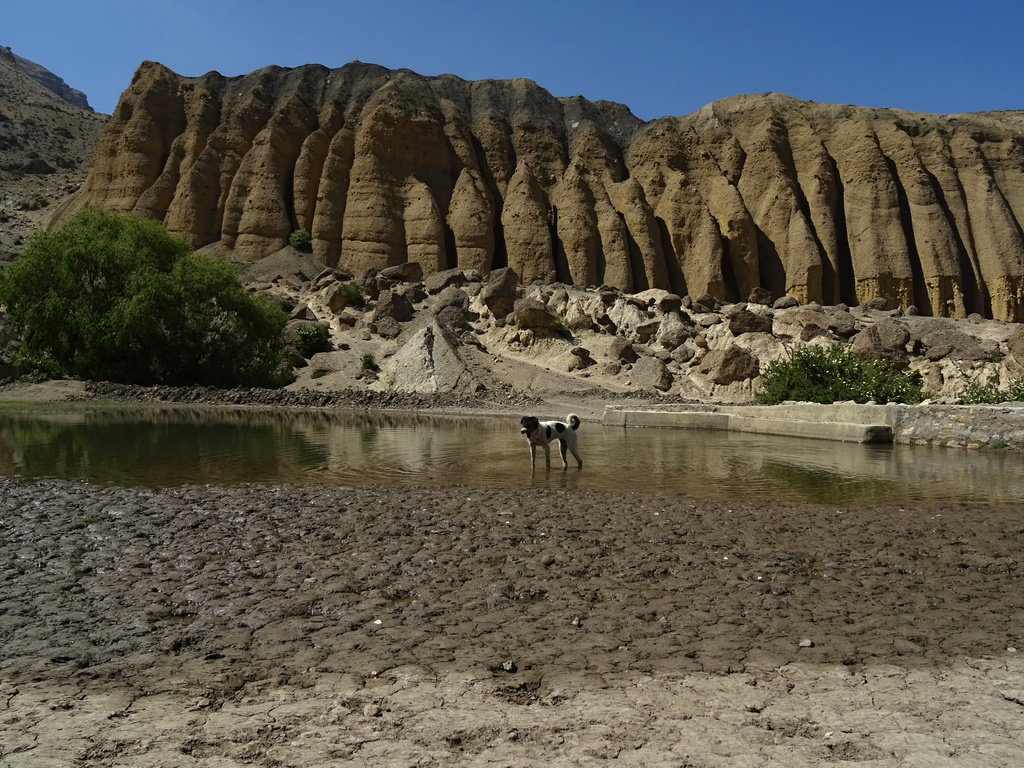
top-left (0, 405), bottom-right (1021, 506)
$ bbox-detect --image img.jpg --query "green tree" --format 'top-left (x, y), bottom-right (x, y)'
top-left (0, 208), bottom-right (288, 387)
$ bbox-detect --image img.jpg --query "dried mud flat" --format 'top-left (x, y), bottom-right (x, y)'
top-left (2, 477), bottom-right (1024, 767)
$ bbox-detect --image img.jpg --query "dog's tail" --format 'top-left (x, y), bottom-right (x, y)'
top-left (567, 413), bottom-right (581, 431)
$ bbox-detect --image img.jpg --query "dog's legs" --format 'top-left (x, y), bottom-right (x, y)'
top-left (542, 442), bottom-right (552, 468)
top-left (568, 445), bottom-right (583, 468)
top-left (558, 439), bottom-right (569, 469)
top-left (529, 443), bottom-right (537, 468)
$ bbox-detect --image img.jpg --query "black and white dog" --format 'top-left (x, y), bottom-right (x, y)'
top-left (519, 414), bottom-right (583, 469)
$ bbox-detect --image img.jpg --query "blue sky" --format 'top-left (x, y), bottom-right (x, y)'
top-left (4, 0), bottom-right (1022, 120)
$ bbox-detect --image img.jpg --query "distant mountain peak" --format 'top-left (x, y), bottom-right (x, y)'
top-left (1, 46), bottom-right (93, 111)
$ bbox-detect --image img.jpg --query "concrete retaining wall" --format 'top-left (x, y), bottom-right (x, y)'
top-left (603, 403), bottom-right (1024, 449)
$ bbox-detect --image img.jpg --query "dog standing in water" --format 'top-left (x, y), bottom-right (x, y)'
top-left (519, 414), bottom-right (583, 469)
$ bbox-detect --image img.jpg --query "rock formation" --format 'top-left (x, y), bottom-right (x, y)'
top-left (54, 60), bottom-right (1024, 321)
top-left (0, 48), bottom-right (106, 177)
top-left (5, 48), bottom-right (93, 112)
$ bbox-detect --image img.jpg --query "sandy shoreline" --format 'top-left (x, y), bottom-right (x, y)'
top-left (2, 475), bottom-right (1023, 766)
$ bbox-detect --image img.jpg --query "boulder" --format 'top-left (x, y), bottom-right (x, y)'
top-left (919, 328), bottom-right (986, 362)
top-left (568, 346), bottom-right (595, 371)
top-left (609, 336), bottom-right (637, 362)
top-left (634, 288), bottom-right (683, 313)
top-left (374, 322), bottom-right (477, 394)
top-left (728, 308), bottom-right (773, 336)
top-left (380, 261), bottom-right (423, 283)
top-left (424, 267), bottom-right (469, 295)
top-left (824, 308), bottom-right (858, 339)
top-left (479, 267), bottom-right (519, 319)
top-left (692, 293), bottom-right (723, 313)
top-left (371, 315), bottom-right (402, 339)
top-left (851, 318), bottom-right (910, 366)
top-left (698, 345), bottom-right (761, 385)
top-left (373, 290), bottom-right (414, 322)
top-left (1009, 326), bottom-right (1024, 366)
top-left (432, 286), bottom-right (471, 328)
top-left (631, 356), bottom-right (673, 391)
top-left (323, 281), bottom-right (364, 313)
top-left (513, 298), bottom-right (561, 330)
top-left (655, 312), bottom-right (693, 350)
top-left (875, 318), bottom-right (911, 350)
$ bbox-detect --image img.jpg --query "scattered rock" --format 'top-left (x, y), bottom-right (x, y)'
top-left (374, 290), bottom-right (414, 323)
top-left (851, 319), bottom-right (910, 366)
top-left (609, 336), bottom-right (637, 363)
top-left (479, 267), bottom-right (520, 319)
top-left (512, 298), bottom-right (560, 331)
top-left (728, 309), bottom-right (774, 336)
top-left (918, 327), bottom-right (987, 362)
top-left (424, 267), bottom-right (469, 295)
top-left (380, 261), bottom-right (423, 283)
top-left (632, 356), bottom-right (673, 391)
top-left (698, 345), bottom-right (760, 385)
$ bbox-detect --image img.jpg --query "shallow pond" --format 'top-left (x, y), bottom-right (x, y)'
top-left (1, 405), bottom-right (1021, 506)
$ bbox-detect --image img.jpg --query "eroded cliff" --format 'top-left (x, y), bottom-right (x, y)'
top-left (56, 61), bottom-right (1024, 320)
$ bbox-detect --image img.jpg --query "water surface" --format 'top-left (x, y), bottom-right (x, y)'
top-left (1, 405), bottom-right (1021, 506)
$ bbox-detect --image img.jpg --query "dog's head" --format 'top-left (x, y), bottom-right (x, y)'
top-left (520, 416), bottom-right (540, 436)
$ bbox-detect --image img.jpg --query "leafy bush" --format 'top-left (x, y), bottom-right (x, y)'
top-left (292, 321), bottom-right (331, 358)
top-left (288, 228), bottom-right (312, 251)
top-left (959, 372), bottom-right (1024, 404)
top-left (0, 208), bottom-right (288, 387)
top-left (757, 344), bottom-right (924, 405)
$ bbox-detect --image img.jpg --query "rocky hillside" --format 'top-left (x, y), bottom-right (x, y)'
top-left (2, 55), bottom-right (1024, 414)
top-left (54, 60), bottom-right (1024, 321)
top-left (131, 253), bottom-right (1024, 422)
top-left (0, 47), bottom-right (107, 261)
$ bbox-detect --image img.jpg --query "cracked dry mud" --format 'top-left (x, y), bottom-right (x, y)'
top-left (2, 478), bottom-right (1024, 766)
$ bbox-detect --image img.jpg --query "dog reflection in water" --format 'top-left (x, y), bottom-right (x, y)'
top-left (519, 414), bottom-right (583, 469)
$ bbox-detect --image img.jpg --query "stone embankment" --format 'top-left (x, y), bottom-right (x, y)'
top-left (605, 401), bottom-right (1024, 448)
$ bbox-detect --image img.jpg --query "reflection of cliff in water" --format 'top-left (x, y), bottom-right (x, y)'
top-left (0, 406), bottom-right (1021, 506)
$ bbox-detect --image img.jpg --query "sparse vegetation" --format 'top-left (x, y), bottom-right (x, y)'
top-left (959, 371), bottom-right (1024, 404)
top-left (292, 321), bottom-right (331, 358)
top-left (0, 207), bottom-right (288, 387)
top-left (982, 348), bottom-right (1006, 364)
top-left (338, 281), bottom-right (364, 307)
top-left (17, 195), bottom-right (48, 211)
top-left (757, 344), bottom-right (924, 405)
top-left (360, 353), bottom-right (379, 373)
top-left (288, 228), bottom-right (312, 251)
